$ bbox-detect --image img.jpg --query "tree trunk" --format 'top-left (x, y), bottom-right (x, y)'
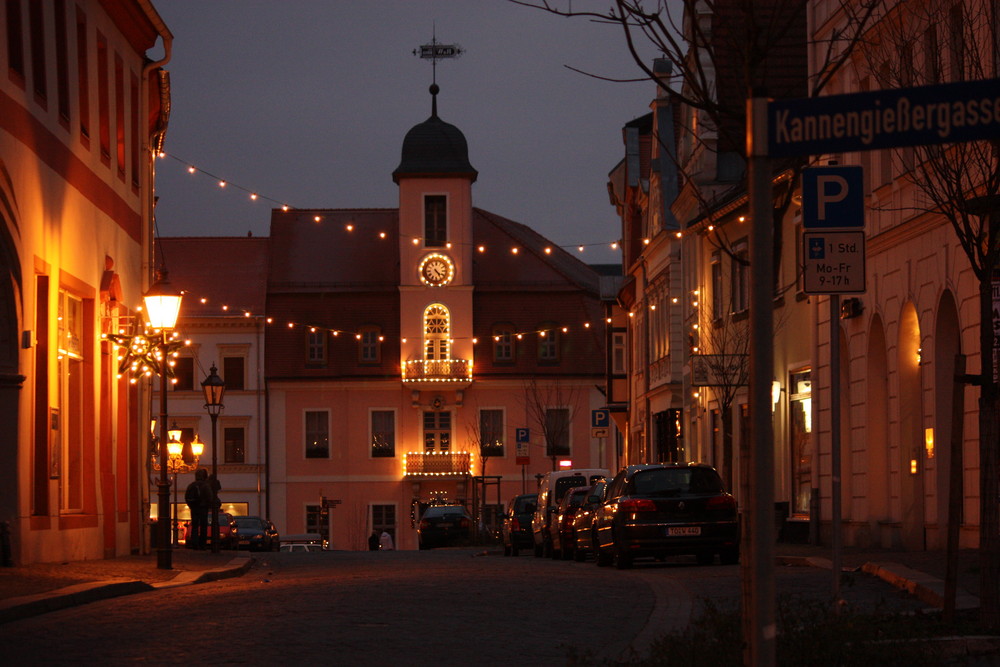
top-left (978, 273), bottom-right (1000, 629)
top-left (722, 406), bottom-right (735, 491)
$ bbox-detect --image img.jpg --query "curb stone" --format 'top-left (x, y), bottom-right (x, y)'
top-left (0, 555), bottom-right (253, 624)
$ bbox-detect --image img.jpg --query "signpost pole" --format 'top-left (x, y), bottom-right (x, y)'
top-left (747, 97), bottom-right (777, 667)
top-left (831, 295), bottom-right (843, 605)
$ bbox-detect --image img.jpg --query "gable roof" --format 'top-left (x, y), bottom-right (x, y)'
top-left (156, 237), bottom-right (269, 316)
top-left (267, 208), bottom-right (399, 292)
top-left (472, 208), bottom-right (600, 294)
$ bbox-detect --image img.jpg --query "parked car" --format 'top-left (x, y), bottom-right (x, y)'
top-left (501, 493), bottom-right (537, 557)
top-left (549, 485), bottom-right (591, 560)
top-left (182, 512), bottom-right (238, 549)
top-left (593, 463), bottom-right (739, 569)
top-left (532, 468), bottom-right (610, 558)
top-left (570, 480), bottom-right (607, 562)
top-left (418, 505), bottom-right (473, 549)
top-left (233, 516), bottom-right (281, 551)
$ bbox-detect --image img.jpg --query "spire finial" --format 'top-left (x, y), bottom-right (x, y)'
top-left (413, 28), bottom-right (463, 117)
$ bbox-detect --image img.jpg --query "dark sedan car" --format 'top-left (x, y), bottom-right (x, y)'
top-left (418, 505), bottom-right (472, 550)
top-left (570, 480), bottom-right (606, 562)
top-left (593, 463), bottom-right (739, 569)
top-left (501, 493), bottom-right (536, 557)
top-left (550, 485), bottom-right (591, 560)
top-left (233, 516), bottom-right (281, 551)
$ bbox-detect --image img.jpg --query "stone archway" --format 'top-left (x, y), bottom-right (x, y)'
top-left (0, 163), bottom-right (23, 553)
top-left (898, 302), bottom-right (924, 550)
top-left (932, 290), bottom-right (962, 549)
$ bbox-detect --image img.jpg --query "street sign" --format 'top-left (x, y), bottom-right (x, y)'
top-left (802, 166), bottom-right (864, 229)
top-left (803, 231), bottom-right (866, 294)
top-left (591, 409), bottom-right (610, 439)
top-left (515, 428), bottom-right (530, 465)
top-left (768, 77), bottom-right (1000, 157)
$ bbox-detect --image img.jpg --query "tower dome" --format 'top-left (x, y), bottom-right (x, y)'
top-left (392, 84), bottom-right (478, 183)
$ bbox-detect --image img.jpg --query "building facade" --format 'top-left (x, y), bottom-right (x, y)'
top-left (150, 237), bottom-right (269, 537)
top-left (805, 0), bottom-right (995, 550)
top-left (0, 0), bottom-right (171, 564)
top-left (161, 89), bottom-right (615, 550)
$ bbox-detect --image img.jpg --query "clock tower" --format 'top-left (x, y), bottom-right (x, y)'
top-left (393, 84), bottom-right (477, 391)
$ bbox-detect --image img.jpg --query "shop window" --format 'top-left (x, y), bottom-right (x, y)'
top-left (372, 504), bottom-right (396, 543)
top-left (222, 356), bottom-right (245, 391)
top-left (305, 410), bottom-right (329, 459)
top-left (423, 410), bottom-right (451, 451)
top-left (424, 195), bottom-right (447, 247)
top-left (224, 426), bottom-right (245, 463)
top-left (544, 408), bottom-right (570, 457)
top-left (479, 409), bottom-right (504, 457)
top-left (492, 325), bottom-right (514, 363)
top-left (172, 357), bottom-right (194, 391)
top-left (371, 410), bottom-right (395, 458)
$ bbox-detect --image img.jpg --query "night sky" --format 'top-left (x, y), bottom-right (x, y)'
top-left (151, 1), bottom-right (660, 264)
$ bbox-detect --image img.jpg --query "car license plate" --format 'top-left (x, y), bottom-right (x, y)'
top-left (668, 526), bottom-right (701, 536)
top-left (438, 522), bottom-right (452, 528)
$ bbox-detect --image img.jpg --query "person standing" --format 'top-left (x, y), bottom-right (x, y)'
top-left (185, 469), bottom-right (212, 550)
top-left (379, 530), bottom-right (394, 551)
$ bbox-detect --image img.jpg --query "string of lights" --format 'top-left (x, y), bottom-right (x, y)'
top-left (155, 151), bottom-right (683, 252)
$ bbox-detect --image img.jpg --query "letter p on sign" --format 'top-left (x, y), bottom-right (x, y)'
top-left (802, 166), bottom-right (865, 229)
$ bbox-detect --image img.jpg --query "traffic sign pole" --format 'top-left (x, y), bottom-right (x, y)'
top-left (747, 97), bottom-right (777, 667)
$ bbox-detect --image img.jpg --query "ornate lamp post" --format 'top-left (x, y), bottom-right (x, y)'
top-left (160, 428), bottom-right (204, 545)
top-left (201, 365), bottom-right (225, 553)
top-left (143, 271), bottom-right (183, 570)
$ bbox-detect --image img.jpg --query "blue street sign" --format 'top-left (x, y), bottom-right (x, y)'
top-left (515, 428), bottom-right (530, 443)
top-left (802, 166), bottom-right (864, 229)
top-left (591, 409), bottom-right (610, 429)
top-left (768, 78), bottom-right (1000, 157)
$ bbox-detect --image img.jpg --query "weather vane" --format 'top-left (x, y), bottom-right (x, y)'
top-left (413, 27), bottom-right (464, 85)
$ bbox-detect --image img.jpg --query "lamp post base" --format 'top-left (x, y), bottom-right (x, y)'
top-left (156, 479), bottom-right (172, 570)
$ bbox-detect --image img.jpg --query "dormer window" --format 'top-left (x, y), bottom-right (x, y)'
top-left (424, 195), bottom-right (447, 247)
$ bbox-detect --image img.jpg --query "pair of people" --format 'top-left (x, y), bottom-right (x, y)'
top-left (368, 530), bottom-right (395, 551)
top-left (184, 469), bottom-right (217, 549)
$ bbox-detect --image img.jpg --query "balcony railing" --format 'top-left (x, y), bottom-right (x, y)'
top-left (403, 451), bottom-right (473, 477)
top-left (401, 358), bottom-right (472, 384)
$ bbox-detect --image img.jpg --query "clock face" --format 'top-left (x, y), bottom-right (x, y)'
top-left (419, 253), bottom-right (454, 286)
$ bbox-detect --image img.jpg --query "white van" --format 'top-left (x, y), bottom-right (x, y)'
top-left (532, 468), bottom-right (610, 557)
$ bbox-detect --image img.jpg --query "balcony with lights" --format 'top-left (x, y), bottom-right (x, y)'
top-left (401, 358), bottom-right (473, 389)
top-left (403, 450), bottom-right (473, 479)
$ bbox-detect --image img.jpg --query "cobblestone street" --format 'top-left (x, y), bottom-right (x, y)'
top-left (0, 547), bottom-right (936, 666)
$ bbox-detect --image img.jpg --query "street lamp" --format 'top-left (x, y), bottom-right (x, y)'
top-left (201, 365), bottom-right (225, 553)
top-left (144, 270), bottom-right (182, 570)
top-left (165, 429), bottom-right (204, 545)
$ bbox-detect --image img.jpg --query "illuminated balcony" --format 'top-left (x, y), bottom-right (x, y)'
top-left (401, 358), bottom-right (473, 388)
top-left (403, 451), bottom-right (473, 478)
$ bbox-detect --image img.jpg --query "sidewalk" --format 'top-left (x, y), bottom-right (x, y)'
top-left (774, 542), bottom-right (982, 610)
top-left (0, 549), bottom-right (253, 624)
top-left (0, 542), bottom-right (986, 626)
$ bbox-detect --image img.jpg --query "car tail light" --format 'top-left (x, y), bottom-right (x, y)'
top-left (511, 518), bottom-right (521, 531)
top-left (707, 495), bottom-right (737, 512)
top-left (619, 498), bottom-right (657, 512)
top-left (419, 520), bottom-right (429, 530)
top-left (459, 517), bottom-right (470, 529)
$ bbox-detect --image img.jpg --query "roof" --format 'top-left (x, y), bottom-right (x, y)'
top-left (472, 208), bottom-right (600, 294)
top-left (155, 237), bottom-right (269, 317)
top-left (392, 112), bottom-right (477, 183)
top-left (267, 208), bottom-right (399, 291)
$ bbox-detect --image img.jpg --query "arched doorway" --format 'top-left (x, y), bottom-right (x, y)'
top-left (866, 315), bottom-right (890, 546)
top-left (0, 166), bottom-right (23, 548)
top-left (898, 302), bottom-right (924, 550)
top-left (933, 290), bottom-right (962, 549)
